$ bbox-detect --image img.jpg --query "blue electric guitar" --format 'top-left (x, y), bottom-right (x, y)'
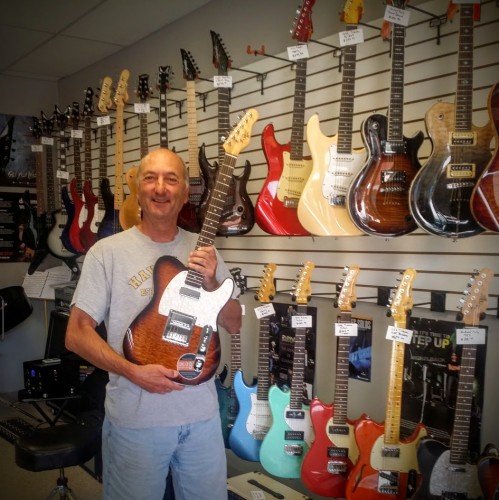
top-left (230, 263), bottom-right (276, 461)
top-left (259, 261), bottom-right (315, 478)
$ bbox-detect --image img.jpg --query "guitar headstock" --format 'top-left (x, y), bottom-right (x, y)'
top-left (210, 30), bottom-right (232, 73)
top-left (291, 261), bottom-right (315, 305)
top-left (336, 265), bottom-right (360, 312)
top-left (157, 65), bottom-right (174, 93)
top-left (388, 268), bottom-right (416, 324)
top-left (41, 111), bottom-right (55, 136)
top-left (291, 0), bottom-right (316, 43)
top-left (136, 73), bottom-right (151, 103)
top-left (458, 268), bottom-right (493, 326)
top-left (71, 102), bottom-right (80, 128)
top-left (83, 87), bottom-right (94, 117)
top-left (181, 49), bottom-right (200, 81)
top-left (114, 69), bottom-right (130, 108)
top-left (222, 108), bottom-right (258, 157)
top-left (31, 117), bottom-right (42, 140)
top-left (54, 105), bottom-right (71, 131)
top-left (255, 263), bottom-right (277, 304)
top-left (98, 76), bottom-right (113, 113)
top-left (340, 0), bottom-right (364, 24)
top-left (230, 267), bottom-right (247, 295)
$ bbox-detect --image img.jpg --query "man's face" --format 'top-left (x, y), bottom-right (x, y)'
top-left (137, 149), bottom-right (188, 222)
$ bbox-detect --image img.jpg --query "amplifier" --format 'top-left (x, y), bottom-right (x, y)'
top-left (23, 358), bottom-right (80, 398)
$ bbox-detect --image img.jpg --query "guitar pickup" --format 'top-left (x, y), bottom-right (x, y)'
top-left (327, 460), bottom-right (348, 474)
top-left (163, 310), bottom-right (196, 345)
top-left (450, 131), bottom-right (476, 146)
top-left (446, 163), bottom-right (476, 178)
top-left (328, 446), bottom-right (348, 458)
top-left (381, 447), bottom-right (400, 458)
top-left (284, 444), bottom-right (304, 456)
top-left (285, 430), bottom-right (304, 441)
top-left (381, 170), bottom-right (407, 184)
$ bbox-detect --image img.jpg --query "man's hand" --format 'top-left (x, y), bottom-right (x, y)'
top-left (188, 246), bottom-right (219, 291)
top-left (129, 364), bottom-right (185, 394)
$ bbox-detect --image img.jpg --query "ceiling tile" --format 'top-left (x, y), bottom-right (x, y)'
top-left (0, 26), bottom-right (52, 70)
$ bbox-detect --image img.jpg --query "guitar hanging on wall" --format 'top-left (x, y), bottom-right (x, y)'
top-left (255, 0), bottom-right (315, 236)
top-left (409, 2), bottom-right (493, 239)
top-left (123, 109), bottom-right (258, 386)
top-left (156, 65), bottom-right (174, 150)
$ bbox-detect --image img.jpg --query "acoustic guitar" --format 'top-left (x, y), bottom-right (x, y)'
top-left (297, 0), bottom-right (366, 237)
top-left (255, 0), bottom-right (315, 236)
top-left (123, 109), bottom-right (258, 386)
top-left (413, 267), bottom-right (493, 499)
top-left (409, 3), bottom-right (493, 239)
top-left (229, 263), bottom-right (276, 461)
top-left (345, 268), bottom-right (428, 499)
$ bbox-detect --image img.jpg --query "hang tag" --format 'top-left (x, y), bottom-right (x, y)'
top-left (386, 325), bottom-right (413, 344)
top-left (456, 327), bottom-right (486, 345)
top-left (339, 28), bottom-right (364, 47)
top-left (291, 315), bottom-right (312, 328)
top-left (134, 102), bottom-right (150, 113)
top-left (31, 144), bottom-right (43, 152)
top-left (335, 322), bottom-right (358, 337)
top-left (97, 115), bottom-right (111, 127)
top-left (255, 303), bottom-right (275, 319)
top-left (287, 44), bottom-right (309, 61)
top-left (56, 169), bottom-right (69, 180)
top-left (384, 5), bottom-right (411, 27)
top-left (71, 129), bottom-right (83, 139)
top-left (41, 137), bottom-right (54, 146)
top-left (213, 75), bottom-right (232, 88)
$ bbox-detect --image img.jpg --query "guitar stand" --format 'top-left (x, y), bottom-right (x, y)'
top-left (46, 469), bottom-right (76, 500)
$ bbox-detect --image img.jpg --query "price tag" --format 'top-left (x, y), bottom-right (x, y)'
top-left (456, 327), bottom-right (486, 345)
top-left (291, 315), bottom-right (312, 328)
top-left (339, 28), bottom-right (364, 47)
top-left (335, 322), bottom-right (358, 337)
top-left (386, 325), bottom-right (413, 344)
top-left (70, 129), bottom-right (83, 139)
top-left (97, 115), bottom-right (111, 127)
top-left (31, 144), bottom-right (43, 152)
top-left (384, 5), bottom-right (411, 27)
top-left (287, 44), bottom-right (309, 61)
top-left (134, 102), bottom-right (150, 114)
top-left (56, 169), bottom-right (69, 180)
top-left (213, 75), bottom-right (232, 88)
top-left (41, 137), bottom-right (54, 146)
top-left (255, 303), bottom-right (275, 319)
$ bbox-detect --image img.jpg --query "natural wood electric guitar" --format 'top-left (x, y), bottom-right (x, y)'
top-left (345, 268), bottom-right (428, 499)
top-left (123, 109), bottom-right (258, 386)
top-left (413, 267), bottom-right (493, 500)
top-left (255, 0), bottom-right (315, 236)
top-left (301, 265), bottom-right (365, 497)
top-left (229, 263), bottom-right (276, 461)
top-left (298, 0), bottom-right (366, 236)
top-left (410, 3), bottom-right (493, 239)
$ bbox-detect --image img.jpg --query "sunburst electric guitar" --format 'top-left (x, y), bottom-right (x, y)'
top-left (298, 0), bottom-right (366, 236)
top-left (123, 109), bottom-right (258, 386)
top-left (345, 268), bottom-right (428, 499)
top-left (409, 3), bottom-right (493, 239)
top-left (414, 267), bottom-right (493, 500)
top-left (260, 261), bottom-right (315, 478)
top-left (229, 263), bottom-right (276, 461)
top-left (255, 0), bottom-right (315, 236)
top-left (301, 265), bottom-right (366, 497)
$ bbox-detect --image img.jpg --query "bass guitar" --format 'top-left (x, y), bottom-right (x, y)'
top-left (229, 263), bottom-right (276, 461)
top-left (471, 81), bottom-right (499, 233)
top-left (348, 0), bottom-right (422, 237)
top-left (255, 0), bottom-right (315, 236)
top-left (345, 268), bottom-right (428, 499)
top-left (298, 0), bottom-right (366, 236)
top-left (301, 265), bottom-right (365, 497)
top-left (413, 267), bottom-right (493, 500)
top-left (123, 109), bottom-right (258, 386)
top-left (198, 30), bottom-right (254, 236)
top-left (260, 261), bottom-right (315, 478)
top-left (409, 3), bottom-right (493, 239)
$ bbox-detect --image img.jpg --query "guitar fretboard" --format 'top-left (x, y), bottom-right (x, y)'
top-left (98, 123), bottom-right (108, 211)
top-left (256, 316), bottom-right (271, 401)
top-left (332, 311), bottom-right (352, 424)
top-left (289, 304), bottom-right (307, 410)
top-left (290, 58), bottom-right (308, 161)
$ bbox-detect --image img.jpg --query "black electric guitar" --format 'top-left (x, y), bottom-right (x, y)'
top-left (414, 267), bottom-right (493, 499)
top-left (198, 30), bottom-right (254, 236)
top-left (156, 65), bottom-right (174, 149)
top-left (123, 109), bottom-right (258, 386)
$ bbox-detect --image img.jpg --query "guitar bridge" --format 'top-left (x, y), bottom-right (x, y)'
top-left (284, 444), bottom-right (303, 456)
top-left (327, 460), bottom-right (348, 474)
top-left (163, 310), bottom-right (196, 346)
top-left (378, 470), bottom-right (399, 494)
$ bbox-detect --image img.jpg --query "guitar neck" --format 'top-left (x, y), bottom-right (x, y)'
top-left (45, 141), bottom-right (56, 212)
top-left (139, 107), bottom-right (149, 158)
top-left (230, 331), bottom-right (242, 375)
top-left (58, 131), bottom-right (69, 215)
top-left (256, 316), bottom-right (271, 400)
top-left (384, 338), bottom-right (405, 444)
top-left (158, 86), bottom-right (169, 148)
top-left (332, 311), bottom-right (352, 424)
top-left (84, 116), bottom-right (93, 182)
top-left (114, 104), bottom-right (124, 209)
top-left (72, 127), bottom-right (83, 193)
top-left (217, 84), bottom-right (230, 163)
top-left (290, 58), bottom-right (308, 161)
top-left (98, 123), bottom-right (108, 210)
top-left (289, 303), bottom-right (307, 410)
top-left (34, 142), bottom-right (46, 215)
top-left (186, 80), bottom-right (201, 177)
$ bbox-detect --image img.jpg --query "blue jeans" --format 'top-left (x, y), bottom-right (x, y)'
top-left (101, 414), bottom-right (227, 500)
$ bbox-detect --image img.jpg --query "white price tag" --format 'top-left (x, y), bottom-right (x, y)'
top-left (134, 102), bottom-right (150, 114)
top-left (339, 28), bottom-right (364, 47)
top-left (213, 75), bottom-right (232, 88)
top-left (291, 315), bottom-right (312, 328)
top-left (97, 115), bottom-right (111, 127)
top-left (386, 325), bottom-right (413, 344)
top-left (71, 129), bottom-right (83, 139)
top-left (31, 144), bottom-right (43, 152)
top-left (456, 327), bottom-right (486, 345)
top-left (41, 136), bottom-right (54, 146)
top-left (56, 169), bottom-right (69, 180)
top-left (287, 44), bottom-right (309, 61)
top-left (254, 303), bottom-right (275, 319)
top-left (335, 323), bottom-right (358, 337)
top-left (384, 5), bottom-right (411, 27)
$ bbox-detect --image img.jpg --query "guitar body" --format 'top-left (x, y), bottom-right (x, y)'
top-left (255, 123), bottom-right (311, 236)
top-left (68, 178), bottom-right (86, 254)
top-left (120, 166), bottom-right (141, 230)
top-left (471, 81), bottom-right (499, 233)
top-left (97, 178), bottom-right (119, 240)
top-left (348, 113), bottom-right (423, 237)
top-left (298, 114), bottom-right (366, 236)
top-left (413, 438), bottom-right (482, 500)
top-left (301, 398), bottom-right (363, 497)
top-left (47, 209), bottom-right (78, 259)
top-left (345, 418), bottom-right (427, 500)
top-left (215, 373), bottom-right (239, 449)
top-left (478, 451), bottom-right (499, 500)
top-left (410, 102), bottom-right (493, 238)
top-left (123, 255), bottom-right (233, 386)
top-left (230, 370), bottom-right (272, 462)
top-left (59, 186), bottom-right (80, 255)
top-left (259, 384), bottom-right (313, 478)
top-left (79, 180), bottom-right (99, 251)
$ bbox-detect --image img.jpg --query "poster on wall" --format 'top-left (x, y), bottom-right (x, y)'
top-left (268, 302), bottom-right (317, 404)
top-left (401, 316), bottom-right (486, 457)
top-left (0, 114), bottom-right (37, 188)
top-left (347, 316), bottom-right (373, 382)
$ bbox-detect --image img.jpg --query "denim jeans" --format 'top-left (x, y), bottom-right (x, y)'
top-left (101, 414), bottom-right (227, 500)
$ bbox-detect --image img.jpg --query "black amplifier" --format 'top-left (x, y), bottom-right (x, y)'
top-left (23, 358), bottom-right (80, 398)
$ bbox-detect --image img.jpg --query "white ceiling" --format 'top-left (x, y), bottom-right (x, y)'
top-left (0, 0), bottom-right (214, 82)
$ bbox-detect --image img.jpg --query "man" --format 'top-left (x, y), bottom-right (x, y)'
top-left (66, 147), bottom-right (242, 499)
